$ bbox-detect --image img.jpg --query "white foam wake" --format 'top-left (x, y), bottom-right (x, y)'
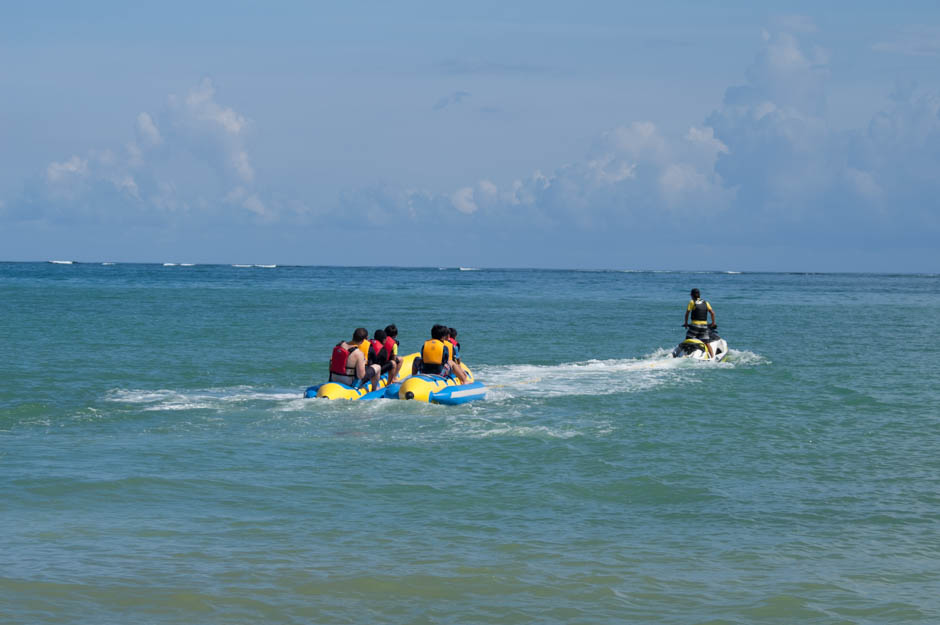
top-left (475, 350), bottom-right (687, 400)
top-left (106, 387), bottom-right (301, 412)
top-left (474, 347), bottom-right (768, 400)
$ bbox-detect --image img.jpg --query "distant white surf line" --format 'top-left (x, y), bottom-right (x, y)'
top-left (163, 263), bottom-right (177, 266)
top-left (232, 264), bottom-right (252, 268)
top-left (48, 260), bottom-right (74, 264)
top-left (458, 267), bottom-right (478, 271)
top-left (101, 262), bottom-right (116, 266)
top-left (254, 264), bottom-right (276, 268)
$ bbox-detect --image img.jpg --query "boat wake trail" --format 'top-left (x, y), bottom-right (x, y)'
top-left (475, 348), bottom-right (768, 400)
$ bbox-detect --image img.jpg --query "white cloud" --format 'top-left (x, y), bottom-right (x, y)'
top-left (452, 187), bottom-right (477, 214)
top-left (17, 78), bottom-right (265, 224)
top-left (5, 24), bottom-right (939, 261)
top-left (686, 126), bottom-right (728, 156)
top-left (136, 112), bottom-right (162, 147)
top-left (46, 156), bottom-right (88, 183)
top-left (231, 150), bottom-right (254, 184)
top-left (175, 77), bottom-right (248, 135)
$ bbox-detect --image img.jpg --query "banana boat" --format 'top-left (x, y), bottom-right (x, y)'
top-left (397, 366), bottom-right (486, 405)
top-left (305, 353), bottom-right (419, 400)
top-left (304, 351), bottom-right (486, 404)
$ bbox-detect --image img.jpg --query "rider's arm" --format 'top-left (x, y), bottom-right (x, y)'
top-left (683, 309), bottom-right (690, 327)
top-left (352, 351), bottom-right (366, 380)
top-left (708, 304), bottom-right (717, 327)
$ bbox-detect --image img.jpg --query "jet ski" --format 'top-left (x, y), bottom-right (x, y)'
top-left (672, 326), bottom-right (728, 362)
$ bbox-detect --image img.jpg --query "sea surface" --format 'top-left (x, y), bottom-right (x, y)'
top-left (1, 262), bottom-right (938, 624)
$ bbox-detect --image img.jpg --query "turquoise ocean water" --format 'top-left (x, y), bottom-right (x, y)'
top-left (1, 262), bottom-right (938, 624)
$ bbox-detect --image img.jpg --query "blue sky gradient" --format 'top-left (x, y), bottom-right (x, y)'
top-left (2, 1), bottom-right (939, 270)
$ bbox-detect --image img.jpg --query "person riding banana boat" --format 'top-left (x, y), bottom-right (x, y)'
top-left (306, 327), bottom-right (410, 399)
top-left (414, 324), bottom-right (468, 383)
top-left (306, 324), bottom-right (485, 403)
top-left (397, 324), bottom-right (486, 404)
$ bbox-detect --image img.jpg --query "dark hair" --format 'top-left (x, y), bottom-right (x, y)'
top-left (373, 329), bottom-right (387, 342)
top-left (448, 327), bottom-right (457, 338)
top-left (431, 324), bottom-right (447, 340)
top-left (353, 327), bottom-right (368, 342)
top-left (384, 324), bottom-right (398, 338)
top-left (690, 288), bottom-right (700, 298)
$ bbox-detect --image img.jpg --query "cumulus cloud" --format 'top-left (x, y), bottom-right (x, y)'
top-left (451, 187), bottom-right (477, 213)
top-left (135, 112), bottom-right (162, 148)
top-left (6, 78), bottom-right (264, 225)
top-left (704, 28), bottom-right (940, 242)
top-left (46, 156), bottom-right (88, 183)
top-left (5, 25), bottom-right (939, 266)
top-left (383, 23), bottom-right (939, 254)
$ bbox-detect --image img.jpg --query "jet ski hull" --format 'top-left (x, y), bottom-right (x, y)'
top-left (672, 338), bottom-right (729, 362)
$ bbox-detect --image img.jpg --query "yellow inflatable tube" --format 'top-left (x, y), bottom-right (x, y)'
top-left (397, 365), bottom-right (486, 404)
top-left (311, 353), bottom-right (419, 400)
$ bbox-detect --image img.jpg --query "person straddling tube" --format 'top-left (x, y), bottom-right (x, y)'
top-left (416, 324), bottom-right (468, 384)
top-left (683, 288), bottom-right (720, 358)
top-left (368, 328), bottom-right (402, 385)
top-left (328, 327), bottom-right (382, 390)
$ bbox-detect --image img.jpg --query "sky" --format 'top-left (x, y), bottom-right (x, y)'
top-left (2, 1), bottom-right (939, 271)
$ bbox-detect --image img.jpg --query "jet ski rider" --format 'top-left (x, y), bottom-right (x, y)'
top-left (683, 288), bottom-right (719, 359)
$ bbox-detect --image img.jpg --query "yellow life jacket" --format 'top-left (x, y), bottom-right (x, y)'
top-left (357, 340), bottom-right (370, 357)
top-left (420, 339), bottom-right (451, 374)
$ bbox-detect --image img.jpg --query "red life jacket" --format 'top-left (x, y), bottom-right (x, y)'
top-left (329, 343), bottom-right (354, 376)
top-left (383, 336), bottom-right (398, 358)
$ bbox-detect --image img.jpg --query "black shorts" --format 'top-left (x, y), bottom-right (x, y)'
top-left (686, 325), bottom-right (717, 342)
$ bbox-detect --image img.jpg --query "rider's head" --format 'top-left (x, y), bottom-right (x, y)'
top-left (384, 324), bottom-right (398, 338)
top-left (690, 288), bottom-right (700, 299)
top-left (373, 329), bottom-right (387, 342)
top-left (431, 324), bottom-right (447, 340)
top-left (352, 327), bottom-right (368, 342)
